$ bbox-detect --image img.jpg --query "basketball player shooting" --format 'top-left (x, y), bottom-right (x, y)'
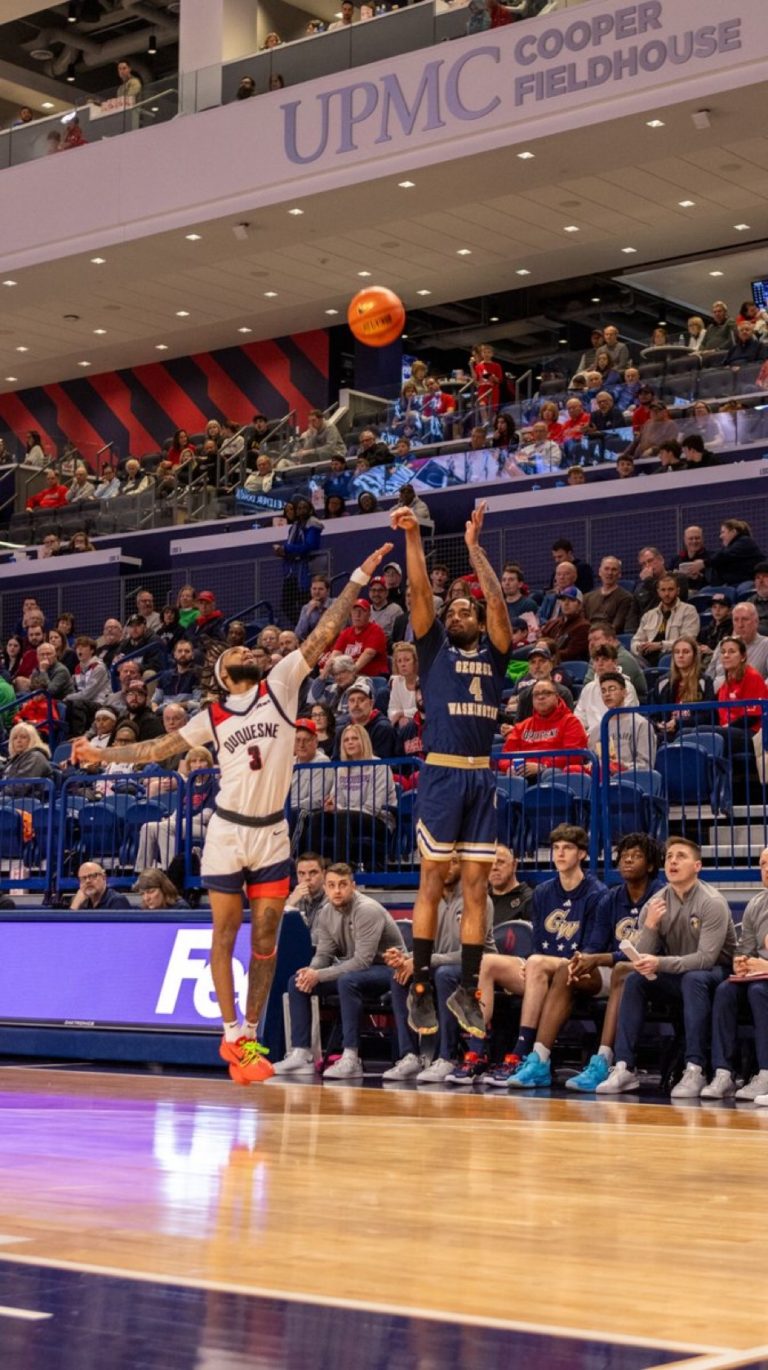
top-left (71, 539), bottom-right (393, 1084)
top-left (389, 501), bottom-right (512, 1038)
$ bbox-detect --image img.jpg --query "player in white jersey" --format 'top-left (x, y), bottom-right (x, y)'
top-left (71, 537), bottom-right (393, 1084)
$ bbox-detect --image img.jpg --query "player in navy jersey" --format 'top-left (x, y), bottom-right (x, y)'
top-left (390, 500), bottom-right (512, 1038)
top-left (72, 537), bottom-right (394, 1086)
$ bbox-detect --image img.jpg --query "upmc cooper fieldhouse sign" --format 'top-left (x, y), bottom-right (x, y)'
top-left (280, 0), bottom-right (748, 167)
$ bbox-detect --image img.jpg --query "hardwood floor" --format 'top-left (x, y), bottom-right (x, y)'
top-left (0, 1067), bottom-right (766, 1364)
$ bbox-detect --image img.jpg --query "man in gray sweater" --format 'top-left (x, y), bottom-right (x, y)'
top-left (274, 863), bottom-right (405, 1081)
top-left (382, 855), bottom-right (495, 1084)
top-left (598, 837), bottom-right (736, 1098)
top-left (702, 845), bottom-right (768, 1102)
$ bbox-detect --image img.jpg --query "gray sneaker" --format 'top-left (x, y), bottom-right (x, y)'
top-left (323, 1049), bottom-right (364, 1080)
top-left (736, 1070), bottom-right (768, 1101)
top-left (670, 1063), bottom-right (704, 1099)
top-left (416, 1057), bottom-right (456, 1084)
top-left (382, 1053), bottom-right (423, 1081)
top-left (701, 1069), bottom-right (735, 1100)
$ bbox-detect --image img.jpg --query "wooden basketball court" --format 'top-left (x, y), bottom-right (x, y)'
top-left (0, 1066), bottom-right (766, 1369)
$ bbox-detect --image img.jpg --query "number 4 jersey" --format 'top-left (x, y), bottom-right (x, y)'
top-left (178, 650), bottom-right (310, 820)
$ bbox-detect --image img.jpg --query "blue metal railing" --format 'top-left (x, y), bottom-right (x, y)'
top-left (492, 747), bottom-right (600, 881)
top-left (0, 777), bottom-right (56, 892)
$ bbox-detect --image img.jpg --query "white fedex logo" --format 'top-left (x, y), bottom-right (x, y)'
top-left (155, 929), bottom-right (248, 1019)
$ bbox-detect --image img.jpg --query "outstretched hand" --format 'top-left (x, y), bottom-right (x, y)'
top-left (390, 506), bottom-right (418, 534)
top-left (71, 737), bottom-right (100, 767)
top-left (359, 541), bottom-right (395, 579)
top-left (465, 499), bottom-right (487, 549)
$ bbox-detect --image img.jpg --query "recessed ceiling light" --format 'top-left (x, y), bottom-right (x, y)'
top-left (357, 271), bottom-right (371, 278)
top-left (16, 346), bottom-right (28, 353)
top-left (401, 333), bottom-right (408, 339)
top-left (238, 326), bottom-right (252, 334)
top-left (622, 246), bottom-right (638, 253)
top-left (516, 268), bottom-right (531, 276)
top-left (517, 151), bottom-right (535, 160)
top-left (646, 118), bottom-right (665, 128)
top-left (2, 280), bottom-right (17, 287)
top-left (41, 101), bottom-right (54, 110)
top-left (678, 200), bottom-right (695, 208)
top-left (78, 360), bottom-right (91, 367)
top-left (397, 180), bottom-right (415, 188)
top-left (288, 207), bottom-right (304, 216)
top-left (457, 248), bottom-right (472, 256)
top-left (175, 310), bottom-right (190, 317)
top-left (734, 223), bottom-right (751, 231)
top-left (93, 328), bottom-right (107, 335)
top-left (591, 296), bottom-right (601, 303)
top-left (709, 269), bottom-right (724, 277)
top-left (264, 291), bottom-right (278, 298)
top-left (563, 226), bottom-right (579, 233)
top-left (155, 343), bottom-right (169, 350)
top-left (325, 309), bottom-right (339, 316)
top-left (90, 256), bottom-right (106, 264)
top-left (5, 376), bottom-right (18, 382)
top-left (657, 320), bottom-right (667, 326)
top-left (185, 233), bottom-right (201, 241)
top-left (416, 289), bottom-right (431, 296)
top-left (558, 338), bottom-right (568, 344)
top-left (489, 316), bottom-right (499, 323)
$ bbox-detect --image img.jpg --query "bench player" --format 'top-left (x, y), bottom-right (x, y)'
top-left (390, 500), bottom-right (512, 1038)
top-left (72, 538), bottom-right (393, 1084)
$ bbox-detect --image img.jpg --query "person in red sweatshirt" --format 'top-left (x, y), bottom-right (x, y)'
top-left (500, 680), bottom-right (588, 778)
top-left (27, 468), bottom-right (68, 510)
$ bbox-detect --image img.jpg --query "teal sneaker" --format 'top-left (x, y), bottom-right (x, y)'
top-left (507, 1051), bottom-right (551, 1089)
top-left (566, 1053), bottom-right (610, 1092)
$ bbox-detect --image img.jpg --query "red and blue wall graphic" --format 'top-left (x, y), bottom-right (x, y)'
top-left (0, 330), bottom-right (329, 460)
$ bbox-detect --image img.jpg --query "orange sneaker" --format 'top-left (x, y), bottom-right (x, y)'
top-left (228, 1040), bottom-right (275, 1086)
top-left (220, 1035), bottom-right (248, 1067)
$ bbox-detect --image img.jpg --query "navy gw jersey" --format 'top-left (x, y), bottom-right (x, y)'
top-left (585, 878), bottom-right (666, 961)
top-left (416, 618), bottom-right (510, 757)
top-left (178, 650), bottom-right (310, 818)
top-left (530, 874), bottom-right (607, 957)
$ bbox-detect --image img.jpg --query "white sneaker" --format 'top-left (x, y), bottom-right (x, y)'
top-left (671, 1063), bottom-right (704, 1099)
top-left (595, 1061), bottom-right (640, 1094)
top-left (735, 1070), bottom-right (768, 1101)
top-left (700, 1069), bottom-right (735, 1100)
top-left (273, 1047), bottom-right (316, 1077)
top-left (416, 1057), bottom-right (456, 1084)
top-left (323, 1049), bottom-right (364, 1080)
top-left (382, 1053), bottom-right (423, 1081)
top-left (755, 1093), bottom-right (768, 1107)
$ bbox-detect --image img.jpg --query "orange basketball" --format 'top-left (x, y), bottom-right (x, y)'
top-left (347, 285), bottom-right (406, 348)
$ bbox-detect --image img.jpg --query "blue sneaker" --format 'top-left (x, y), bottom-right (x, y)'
top-left (482, 1053), bottom-right (521, 1088)
top-left (445, 1052), bottom-right (488, 1086)
top-left (566, 1053), bottom-right (610, 1092)
top-left (507, 1051), bottom-right (551, 1089)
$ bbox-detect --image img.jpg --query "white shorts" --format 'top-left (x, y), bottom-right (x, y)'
top-left (597, 966), bottom-right (612, 997)
top-left (201, 813), bottom-right (291, 898)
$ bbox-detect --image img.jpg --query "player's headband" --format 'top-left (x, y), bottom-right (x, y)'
top-left (214, 653), bottom-right (228, 688)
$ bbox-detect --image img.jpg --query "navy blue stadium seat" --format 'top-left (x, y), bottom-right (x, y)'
top-left (493, 919), bottom-right (533, 959)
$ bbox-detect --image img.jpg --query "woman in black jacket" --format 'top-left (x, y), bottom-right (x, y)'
top-left (709, 519), bottom-right (764, 587)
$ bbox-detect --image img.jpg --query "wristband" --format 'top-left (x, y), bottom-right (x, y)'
top-left (350, 567), bottom-right (370, 586)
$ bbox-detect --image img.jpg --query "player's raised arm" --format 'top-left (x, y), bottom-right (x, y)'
top-left (390, 504), bottom-right (434, 638)
top-left (300, 540), bottom-right (394, 669)
top-left (71, 730), bottom-right (190, 769)
top-left (465, 500), bottom-right (512, 653)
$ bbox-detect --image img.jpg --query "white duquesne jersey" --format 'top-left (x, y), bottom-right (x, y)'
top-left (178, 650), bottom-right (310, 819)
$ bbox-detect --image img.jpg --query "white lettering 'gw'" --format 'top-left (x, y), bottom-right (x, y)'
top-left (155, 929), bottom-right (247, 1018)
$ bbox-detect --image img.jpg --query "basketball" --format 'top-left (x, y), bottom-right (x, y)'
top-left (347, 285), bottom-right (406, 348)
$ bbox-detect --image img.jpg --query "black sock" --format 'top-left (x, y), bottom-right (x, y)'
top-left (411, 938), bottom-right (434, 989)
top-left (514, 1026), bottom-right (536, 1058)
top-left (461, 942), bottom-right (484, 991)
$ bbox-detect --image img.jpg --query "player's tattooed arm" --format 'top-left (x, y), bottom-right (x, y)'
top-left (465, 501), bottom-right (513, 653)
top-left (71, 730), bottom-right (189, 768)
top-left (390, 505), bottom-right (434, 638)
top-left (300, 540), bottom-right (394, 669)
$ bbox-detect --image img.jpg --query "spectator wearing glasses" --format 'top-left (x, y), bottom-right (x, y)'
top-left (70, 861), bottom-right (130, 911)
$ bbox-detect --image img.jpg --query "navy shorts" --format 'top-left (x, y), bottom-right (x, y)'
top-left (416, 764), bottom-right (497, 863)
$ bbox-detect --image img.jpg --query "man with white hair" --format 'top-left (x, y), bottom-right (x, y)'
top-left (708, 602), bottom-right (768, 687)
top-left (602, 325), bottom-right (630, 371)
top-left (582, 556), bottom-right (633, 633)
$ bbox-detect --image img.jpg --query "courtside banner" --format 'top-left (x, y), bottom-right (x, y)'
top-left (0, 921), bottom-right (253, 1030)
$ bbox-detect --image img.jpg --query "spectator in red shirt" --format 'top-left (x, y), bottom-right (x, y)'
top-left (471, 343), bottom-right (504, 423)
top-left (26, 468), bottom-right (68, 510)
top-left (16, 623), bottom-right (46, 684)
top-left (499, 680), bottom-right (588, 777)
top-left (560, 398), bottom-right (592, 442)
top-left (717, 635), bottom-right (768, 802)
top-left (329, 599), bottom-right (389, 678)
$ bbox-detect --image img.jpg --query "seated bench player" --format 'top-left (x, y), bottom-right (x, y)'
top-left (701, 844), bottom-right (768, 1101)
top-left (597, 838), bottom-right (737, 1097)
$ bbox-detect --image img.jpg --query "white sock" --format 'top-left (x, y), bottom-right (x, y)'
top-left (598, 1045), bottom-right (614, 1064)
top-left (533, 1042), bottom-right (550, 1064)
top-left (243, 1021), bottom-right (257, 1040)
top-left (223, 1021), bottom-right (241, 1044)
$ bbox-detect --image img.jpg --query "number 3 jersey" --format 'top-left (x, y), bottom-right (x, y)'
top-left (178, 650), bottom-right (310, 819)
top-left (416, 618), bottom-right (510, 758)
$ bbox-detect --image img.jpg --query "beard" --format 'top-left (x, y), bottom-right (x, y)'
top-left (446, 623), bottom-right (480, 649)
top-left (225, 662), bottom-right (262, 686)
